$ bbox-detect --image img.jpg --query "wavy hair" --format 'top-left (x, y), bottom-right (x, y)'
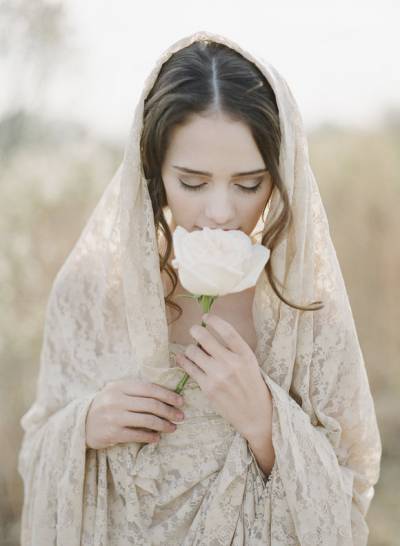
top-left (140, 40), bottom-right (323, 323)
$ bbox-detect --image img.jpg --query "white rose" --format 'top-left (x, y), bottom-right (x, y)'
top-left (171, 226), bottom-right (270, 296)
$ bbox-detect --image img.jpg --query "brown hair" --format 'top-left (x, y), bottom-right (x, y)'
top-left (140, 40), bottom-right (323, 323)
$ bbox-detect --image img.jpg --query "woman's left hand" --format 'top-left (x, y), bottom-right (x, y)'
top-left (175, 313), bottom-right (272, 441)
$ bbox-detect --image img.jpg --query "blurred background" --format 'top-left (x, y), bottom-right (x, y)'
top-left (0, 0), bottom-right (399, 544)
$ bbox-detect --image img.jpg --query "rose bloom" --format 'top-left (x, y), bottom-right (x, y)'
top-left (172, 226), bottom-right (270, 296)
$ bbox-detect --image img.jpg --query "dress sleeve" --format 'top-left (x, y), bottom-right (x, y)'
top-left (254, 297), bottom-right (382, 546)
top-left (18, 393), bottom-right (97, 545)
top-left (17, 277), bottom-right (100, 546)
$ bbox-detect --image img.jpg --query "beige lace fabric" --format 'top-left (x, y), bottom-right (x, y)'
top-left (18, 30), bottom-right (382, 545)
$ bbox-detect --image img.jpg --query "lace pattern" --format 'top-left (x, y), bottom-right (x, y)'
top-left (17, 30), bottom-right (381, 545)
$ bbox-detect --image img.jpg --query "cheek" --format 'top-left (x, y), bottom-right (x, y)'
top-left (164, 179), bottom-right (183, 210)
top-left (240, 194), bottom-right (266, 220)
top-left (255, 192), bottom-right (270, 216)
top-left (237, 190), bottom-right (271, 232)
top-left (164, 184), bottom-right (200, 225)
top-left (253, 183), bottom-right (273, 215)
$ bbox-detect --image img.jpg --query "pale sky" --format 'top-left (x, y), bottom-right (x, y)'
top-left (4, 0), bottom-right (400, 140)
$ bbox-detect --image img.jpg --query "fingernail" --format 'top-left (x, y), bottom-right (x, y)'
top-left (171, 416), bottom-right (185, 424)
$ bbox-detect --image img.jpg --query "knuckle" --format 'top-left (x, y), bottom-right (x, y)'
top-left (149, 415), bottom-right (161, 429)
top-left (152, 399), bottom-right (164, 414)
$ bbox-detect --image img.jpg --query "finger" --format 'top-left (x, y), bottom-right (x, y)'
top-left (202, 314), bottom-right (249, 356)
top-left (176, 352), bottom-right (207, 389)
top-left (189, 324), bottom-right (228, 361)
top-left (184, 344), bottom-right (213, 373)
top-left (119, 380), bottom-right (184, 409)
top-left (120, 411), bottom-right (177, 434)
top-left (118, 427), bottom-right (160, 444)
top-left (121, 394), bottom-right (184, 423)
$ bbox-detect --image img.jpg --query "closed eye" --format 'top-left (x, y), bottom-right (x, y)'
top-left (178, 177), bottom-right (264, 193)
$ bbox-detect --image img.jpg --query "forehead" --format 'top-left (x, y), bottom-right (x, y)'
top-left (164, 113), bottom-right (265, 173)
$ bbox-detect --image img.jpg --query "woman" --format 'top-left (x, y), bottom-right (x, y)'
top-left (18, 30), bottom-right (382, 545)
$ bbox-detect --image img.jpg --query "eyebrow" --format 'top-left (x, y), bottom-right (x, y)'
top-left (172, 165), bottom-right (268, 178)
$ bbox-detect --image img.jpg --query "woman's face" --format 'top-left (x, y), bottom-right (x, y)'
top-left (161, 112), bottom-right (273, 235)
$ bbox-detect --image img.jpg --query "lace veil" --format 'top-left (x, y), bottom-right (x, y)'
top-left (18, 30), bottom-right (382, 545)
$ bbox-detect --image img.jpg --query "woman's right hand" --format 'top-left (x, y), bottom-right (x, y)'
top-left (85, 379), bottom-right (185, 449)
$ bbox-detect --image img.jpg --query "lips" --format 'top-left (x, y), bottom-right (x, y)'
top-left (195, 226), bottom-right (239, 231)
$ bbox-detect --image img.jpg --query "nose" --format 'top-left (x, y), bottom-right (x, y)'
top-left (204, 187), bottom-right (236, 227)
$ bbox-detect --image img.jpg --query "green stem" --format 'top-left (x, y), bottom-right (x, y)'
top-left (174, 294), bottom-right (217, 395)
top-left (175, 293), bottom-right (197, 300)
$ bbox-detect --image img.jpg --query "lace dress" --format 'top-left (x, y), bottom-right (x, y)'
top-left (17, 27), bottom-right (382, 543)
top-left (136, 341), bottom-right (275, 545)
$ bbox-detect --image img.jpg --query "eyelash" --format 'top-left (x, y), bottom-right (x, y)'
top-left (178, 177), bottom-right (264, 193)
